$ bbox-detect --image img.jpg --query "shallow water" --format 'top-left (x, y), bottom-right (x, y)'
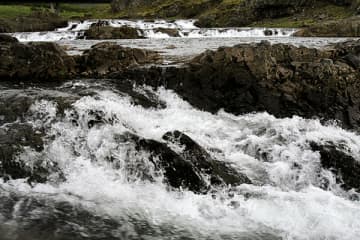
top-left (8, 19), bottom-right (357, 63)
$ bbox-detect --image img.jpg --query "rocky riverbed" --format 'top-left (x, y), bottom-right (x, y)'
top-left (1, 20), bottom-right (360, 240)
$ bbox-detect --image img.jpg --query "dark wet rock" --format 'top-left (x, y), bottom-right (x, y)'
top-left (124, 132), bottom-right (208, 193)
top-left (0, 34), bottom-right (18, 43)
top-left (78, 42), bottom-right (162, 76)
top-left (0, 40), bottom-right (76, 82)
top-left (0, 92), bottom-right (32, 125)
top-left (116, 40), bottom-right (360, 129)
top-left (115, 131), bottom-right (250, 193)
top-left (163, 131), bottom-right (251, 186)
top-left (293, 16), bottom-right (360, 37)
top-left (310, 142), bottom-right (360, 192)
top-left (154, 28), bottom-right (181, 37)
top-left (263, 29), bottom-right (273, 36)
top-left (0, 123), bottom-right (61, 183)
top-left (0, 88), bottom-right (80, 125)
top-left (0, 39), bottom-right (162, 82)
top-left (84, 25), bottom-right (144, 39)
top-left (113, 80), bottom-right (166, 109)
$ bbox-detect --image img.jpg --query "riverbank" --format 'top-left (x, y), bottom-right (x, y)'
top-left (0, 1), bottom-right (358, 33)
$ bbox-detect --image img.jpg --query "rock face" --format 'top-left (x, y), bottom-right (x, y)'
top-left (117, 40), bottom-right (360, 129)
top-left (84, 25), bottom-right (144, 40)
top-left (310, 142), bottom-right (360, 192)
top-left (0, 35), bottom-right (162, 81)
top-left (0, 35), bottom-right (76, 81)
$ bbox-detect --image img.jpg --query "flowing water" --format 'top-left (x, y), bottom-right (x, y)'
top-left (2, 20), bottom-right (360, 240)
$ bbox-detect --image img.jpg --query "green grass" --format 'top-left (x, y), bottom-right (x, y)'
top-left (0, 5), bottom-right (32, 19)
top-left (250, 4), bottom-right (353, 28)
top-left (0, 1), bottom-right (355, 28)
top-left (59, 4), bottom-right (114, 19)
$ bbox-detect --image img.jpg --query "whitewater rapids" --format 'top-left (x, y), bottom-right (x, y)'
top-left (0, 80), bottom-right (359, 240)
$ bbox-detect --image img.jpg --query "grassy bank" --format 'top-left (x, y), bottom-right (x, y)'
top-left (0, 1), bottom-right (356, 28)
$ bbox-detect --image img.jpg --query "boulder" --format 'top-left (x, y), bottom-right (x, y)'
top-left (0, 38), bottom-right (163, 82)
top-left (84, 25), bottom-right (144, 39)
top-left (0, 38), bottom-right (76, 82)
top-left (310, 142), bottom-right (360, 192)
top-left (78, 42), bottom-right (162, 76)
top-left (121, 132), bottom-right (208, 193)
top-left (154, 28), bottom-right (181, 37)
top-left (114, 131), bottom-right (251, 193)
top-left (162, 131), bottom-right (251, 186)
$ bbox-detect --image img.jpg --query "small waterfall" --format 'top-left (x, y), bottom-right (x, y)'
top-left (10, 19), bottom-right (297, 42)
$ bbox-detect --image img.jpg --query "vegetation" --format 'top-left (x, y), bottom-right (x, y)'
top-left (0, 0), bottom-right (357, 28)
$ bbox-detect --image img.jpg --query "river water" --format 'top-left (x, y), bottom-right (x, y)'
top-left (2, 20), bottom-right (360, 240)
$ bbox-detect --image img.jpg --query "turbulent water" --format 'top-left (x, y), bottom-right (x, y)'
top-left (1, 80), bottom-right (360, 240)
top-left (2, 19), bottom-right (360, 240)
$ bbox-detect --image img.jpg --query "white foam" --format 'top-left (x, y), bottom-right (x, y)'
top-left (10, 19), bottom-right (296, 42)
top-left (1, 85), bottom-right (360, 239)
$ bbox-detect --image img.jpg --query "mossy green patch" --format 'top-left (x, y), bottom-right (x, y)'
top-left (0, 5), bottom-right (32, 19)
top-left (250, 4), bottom-right (353, 28)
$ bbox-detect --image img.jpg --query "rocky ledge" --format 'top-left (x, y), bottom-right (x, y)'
top-left (116, 40), bottom-right (360, 131)
top-left (0, 35), bottom-right (162, 81)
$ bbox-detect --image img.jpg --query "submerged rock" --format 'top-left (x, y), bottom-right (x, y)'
top-left (84, 25), bottom-right (144, 40)
top-left (0, 123), bottom-right (61, 183)
top-left (115, 131), bottom-right (250, 193)
top-left (163, 131), bottom-right (251, 186)
top-left (154, 28), bottom-right (181, 37)
top-left (310, 142), bottom-right (360, 192)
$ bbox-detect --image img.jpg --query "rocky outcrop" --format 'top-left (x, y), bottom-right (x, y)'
top-left (84, 25), bottom-right (144, 40)
top-left (0, 35), bottom-right (76, 82)
top-left (0, 35), bottom-right (162, 81)
top-left (310, 142), bottom-right (360, 192)
top-left (154, 28), bottom-right (181, 37)
top-left (115, 40), bottom-right (360, 129)
top-left (77, 42), bottom-right (162, 76)
top-left (294, 16), bottom-right (360, 37)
